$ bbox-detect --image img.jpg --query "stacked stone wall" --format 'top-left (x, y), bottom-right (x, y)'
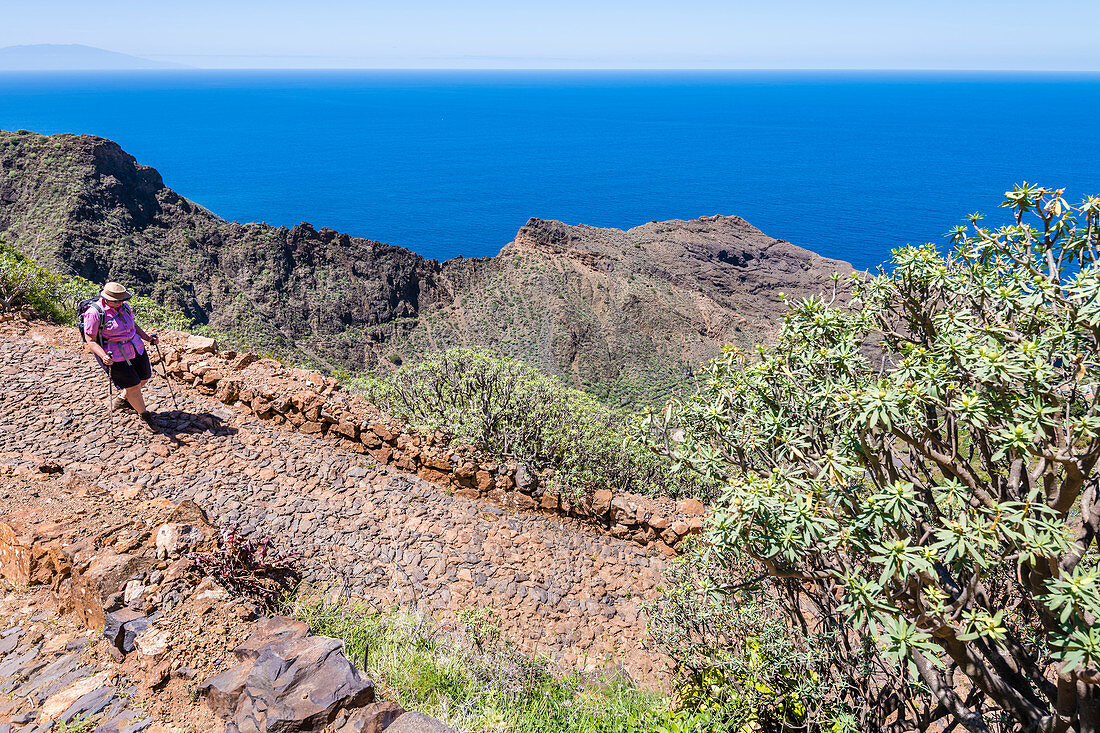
top-left (156, 332), bottom-right (705, 555)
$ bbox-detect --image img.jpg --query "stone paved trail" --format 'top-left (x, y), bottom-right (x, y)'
top-left (0, 321), bottom-right (668, 684)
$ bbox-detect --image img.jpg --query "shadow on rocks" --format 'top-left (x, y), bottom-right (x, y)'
top-left (151, 409), bottom-right (238, 443)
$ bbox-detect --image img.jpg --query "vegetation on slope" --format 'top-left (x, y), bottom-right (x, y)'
top-left (292, 597), bottom-right (674, 733)
top-left (0, 238), bottom-right (197, 333)
top-left (643, 185), bottom-right (1100, 731)
top-left (356, 347), bottom-right (709, 500)
top-left (0, 129), bottom-right (851, 405)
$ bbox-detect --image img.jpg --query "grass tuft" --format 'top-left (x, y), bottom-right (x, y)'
top-left (288, 596), bottom-right (672, 733)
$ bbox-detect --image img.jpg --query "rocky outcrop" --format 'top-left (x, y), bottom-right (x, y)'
top-left (153, 330), bottom-right (706, 554)
top-left (199, 618), bottom-right (376, 732)
top-left (0, 480), bottom-right (453, 733)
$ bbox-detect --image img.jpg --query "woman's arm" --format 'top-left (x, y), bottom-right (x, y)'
top-left (84, 334), bottom-right (113, 364)
top-left (135, 324), bottom-right (158, 344)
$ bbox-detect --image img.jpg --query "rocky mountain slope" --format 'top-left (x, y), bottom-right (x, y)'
top-left (0, 129), bottom-right (853, 402)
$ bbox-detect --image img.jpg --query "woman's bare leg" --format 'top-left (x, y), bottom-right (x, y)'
top-left (124, 385), bottom-right (147, 414)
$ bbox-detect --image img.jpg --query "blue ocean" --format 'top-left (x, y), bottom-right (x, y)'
top-left (1, 70), bottom-right (1099, 271)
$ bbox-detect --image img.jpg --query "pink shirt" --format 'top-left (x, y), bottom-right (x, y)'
top-left (83, 297), bottom-right (145, 362)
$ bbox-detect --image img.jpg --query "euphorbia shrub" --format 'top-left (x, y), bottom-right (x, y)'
top-left (645, 185), bottom-right (1100, 732)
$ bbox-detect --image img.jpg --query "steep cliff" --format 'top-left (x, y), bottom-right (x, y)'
top-left (0, 129), bottom-right (852, 402)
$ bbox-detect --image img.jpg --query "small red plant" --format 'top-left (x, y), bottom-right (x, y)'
top-left (188, 524), bottom-right (299, 604)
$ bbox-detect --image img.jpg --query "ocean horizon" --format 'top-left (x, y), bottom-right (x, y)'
top-left (2, 69), bottom-right (1099, 270)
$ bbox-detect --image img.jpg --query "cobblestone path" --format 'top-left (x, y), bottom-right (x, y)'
top-left (0, 321), bottom-right (668, 684)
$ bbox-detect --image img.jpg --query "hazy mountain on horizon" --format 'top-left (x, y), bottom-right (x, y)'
top-left (0, 44), bottom-right (186, 70)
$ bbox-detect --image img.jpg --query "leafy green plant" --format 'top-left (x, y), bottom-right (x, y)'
top-left (647, 544), bottom-right (851, 732)
top-left (642, 185), bottom-right (1100, 731)
top-left (359, 347), bottom-right (708, 499)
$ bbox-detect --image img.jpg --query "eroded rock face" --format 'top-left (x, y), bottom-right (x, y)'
top-left (0, 517), bottom-right (68, 588)
top-left (199, 617), bottom-right (375, 732)
top-left (71, 552), bottom-right (145, 632)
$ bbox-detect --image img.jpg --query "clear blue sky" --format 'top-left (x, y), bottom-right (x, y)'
top-left (5, 0), bottom-right (1100, 70)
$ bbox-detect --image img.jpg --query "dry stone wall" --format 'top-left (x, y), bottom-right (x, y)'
top-left (156, 332), bottom-right (706, 555)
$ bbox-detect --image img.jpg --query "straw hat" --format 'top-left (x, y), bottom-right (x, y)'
top-left (100, 282), bottom-right (132, 302)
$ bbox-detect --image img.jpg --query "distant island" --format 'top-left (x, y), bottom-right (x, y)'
top-left (0, 44), bottom-right (185, 70)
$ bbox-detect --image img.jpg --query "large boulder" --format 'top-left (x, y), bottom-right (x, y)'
top-left (184, 334), bottom-right (217, 354)
top-left (199, 618), bottom-right (374, 733)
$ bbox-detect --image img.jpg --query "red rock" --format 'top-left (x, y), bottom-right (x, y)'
top-left (591, 489), bottom-right (613, 516)
top-left (610, 524), bottom-right (632, 539)
top-left (676, 498), bottom-right (706, 516)
top-left (417, 467), bottom-right (449, 484)
top-left (335, 420), bottom-right (359, 440)
top-left (184, 334), bottom-right (217, 354)
top-left (0, 518), bottom-right (66, 588)
top-left (231, 353), bottom-right (258, 370)
top-left (215, 376), bottom-right (243, 402)
top-left (367, 446), bottom-right (393, 464)
top-left (370, 424), bottom-right (396, 443)
top-left (71, 552), bottom-right (143, 631)
top-left (421, 453), bottom-right (452, 472)
top-left (511, 492), bottom-right (538, 511)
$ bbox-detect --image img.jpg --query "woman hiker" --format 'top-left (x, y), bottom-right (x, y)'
top-left (82, 282), bottom-right (160, 431)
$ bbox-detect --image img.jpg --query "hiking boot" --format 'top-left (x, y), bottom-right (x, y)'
top-left (111, 395), bottom-right (134, 412)
top-left (137, 411), bottom-right (160, 433)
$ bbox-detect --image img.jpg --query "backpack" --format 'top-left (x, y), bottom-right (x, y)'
top-left (77, 297), bottom-right (131, 347)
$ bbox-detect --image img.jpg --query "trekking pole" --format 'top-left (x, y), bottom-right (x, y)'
top-left (105, 362), bottom-right (114, 428)
top-left (153, 339), bottom-right (181, 413)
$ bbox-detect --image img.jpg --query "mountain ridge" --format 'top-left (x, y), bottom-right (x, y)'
top-left (0, 128), bottom-right (853, 402)
top-left (0, 44), bottom-right (185, 70)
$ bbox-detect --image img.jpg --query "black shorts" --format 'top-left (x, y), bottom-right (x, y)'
top-left (102, 350), bottom-right (152, 390)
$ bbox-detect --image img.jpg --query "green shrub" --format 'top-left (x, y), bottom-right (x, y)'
top-left (358, 347), bottom-right (706, 499)
top-left (289, 596), bottom-right (672, 733)
top-left (647, 543), bottom-right (855, 732)
top-left (0, 240), bottom-right (93, 320)
top-left (642, 185), bottom-right (1100, 731)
